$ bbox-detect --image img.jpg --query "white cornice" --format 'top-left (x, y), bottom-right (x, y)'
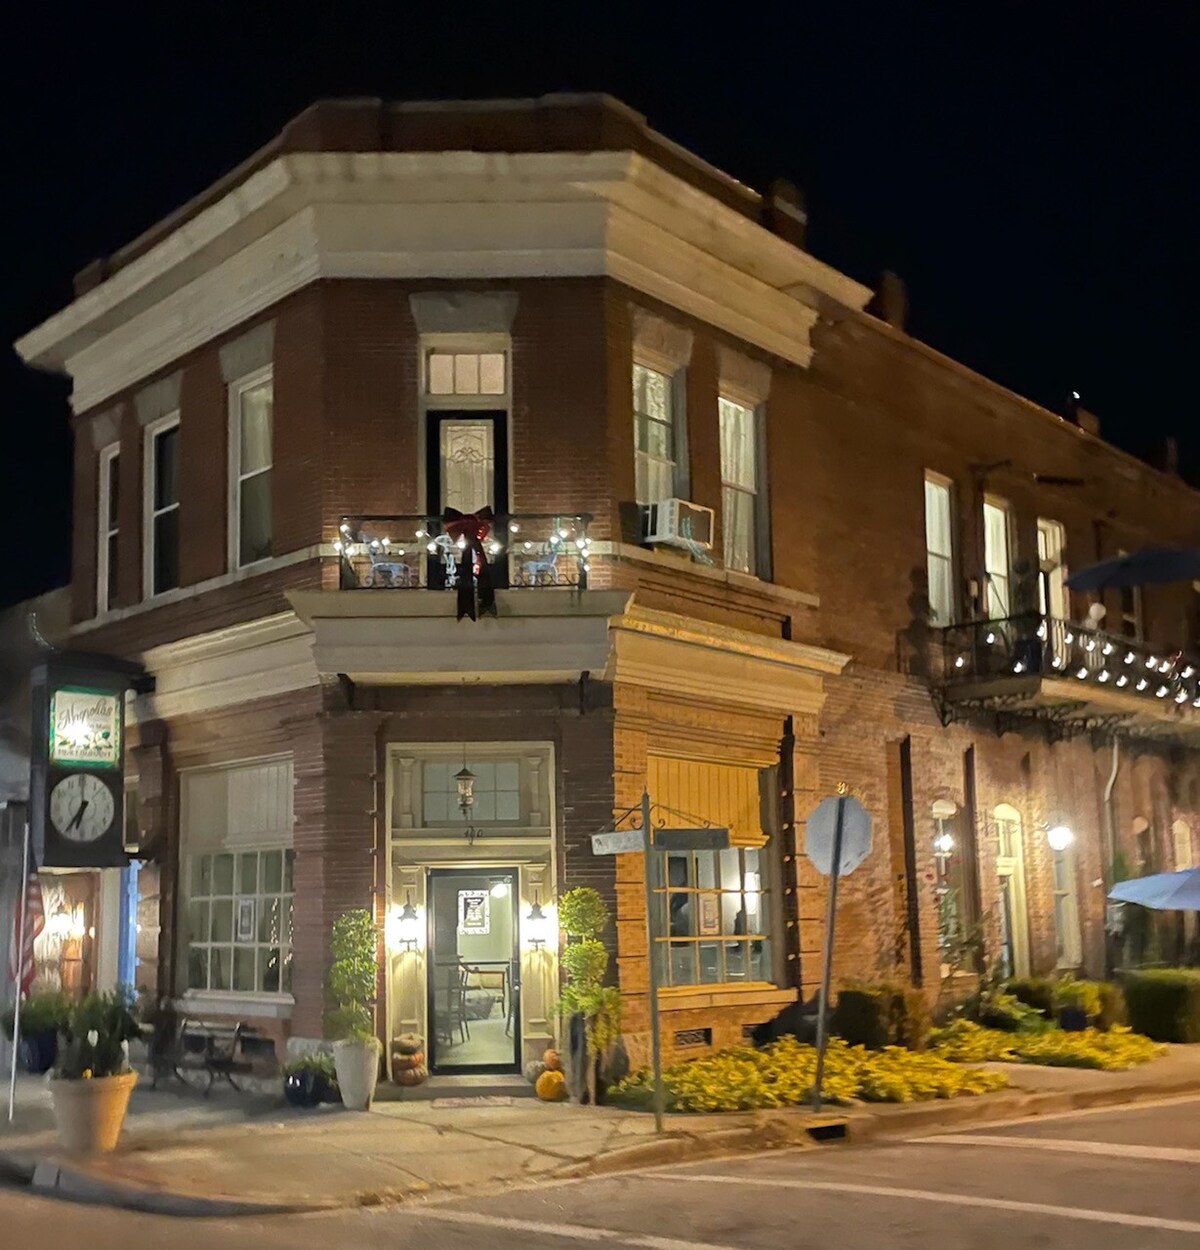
top-left (16, 151), bottom-right (872, 413)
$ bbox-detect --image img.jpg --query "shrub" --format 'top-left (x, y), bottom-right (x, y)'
top-left (282, 1051), bottom-right (337, 1082)
top-left (326, 909), bottom-right (378, 1042)
top-left (1, 990), bottom-right (72, 1040)
top-left (55, 990), bottom-right (141, 1080)
top-left (1123, 969), bottom-right (1200, 1043)
top-left (831, 983), bottom-right (930, 1051)
top-left (558, 887), bottom-right (608, 940)
top-left (971, 989), bottom-right (1047, 1033)
top-left (557, 888), bottom-right (620, 1061)
top-left (929, 1019), bottom-right (1163, 1069)
top-left (1053, 975), bottom-right (1103, 1019)
top-left (1095, 980), bottom-right (1127, 1031)
top-left (1003, 977), bottom-right (1056, 1019)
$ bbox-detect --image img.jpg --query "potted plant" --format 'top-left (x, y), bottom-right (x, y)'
top-left (327, 909), bottom-right (382, 1111)
top-left (2, 989), bottom-right (71, 1073)
top-left (282, 1051), bottom-right (338, 1108)
top-left (49, 990), bottom-right (141, 1154)
top-left (558, 886), bottom-right (622, 1105)
top-left (1055, 976), bottom-right (1102, 1032)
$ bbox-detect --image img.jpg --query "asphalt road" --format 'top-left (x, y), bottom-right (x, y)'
top-left (4, 1095), bottom-right (1200, 1248)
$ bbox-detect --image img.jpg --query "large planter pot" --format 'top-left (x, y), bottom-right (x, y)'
top-left (1059, 1006), bottom-right (1089, 1032)
top-left (50, 1071), bottom-right (138, 1154)
top-left (19, 1029), bottom-right (58, 1074)
top-left (283, 1070), bottom-right (322, 1108)
top-left (333, 1038), bottom-right (381, 1111)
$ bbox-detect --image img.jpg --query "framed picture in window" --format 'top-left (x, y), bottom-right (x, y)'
top-left (698, 892), bottom-right (721, 937)
top-left (236, 898), bottom-right (257, 943)
top-left (459, 890), bottom-right (490, 935)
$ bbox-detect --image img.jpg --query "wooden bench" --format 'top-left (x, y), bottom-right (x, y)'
top-left (150, 1015), bottom-right (276, 1095)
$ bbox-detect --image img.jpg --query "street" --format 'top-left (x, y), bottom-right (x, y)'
top-left (3, 1095), bottom-right (1200, 1248)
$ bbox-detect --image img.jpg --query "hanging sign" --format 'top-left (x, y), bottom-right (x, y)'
top-left (48, 687), bottom-right (122, 768)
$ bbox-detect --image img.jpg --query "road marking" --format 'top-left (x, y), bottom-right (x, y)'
top-left (404, 1206), bottom-right (748, 1250)
top-left (646, 1172), bottom-right (1200, 1235)
top-left (907, 1091), bottom-right (1200, 1136)
top-left (919, 1132), bottom-right (1200, 1164)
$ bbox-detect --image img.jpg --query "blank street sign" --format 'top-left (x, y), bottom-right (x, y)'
top-left (591, 828), bottom-right (645, 855)
top-left (652, 827), bottom-right (730, 852)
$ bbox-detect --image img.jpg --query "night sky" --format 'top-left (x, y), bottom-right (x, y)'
top-left (3, 7), bottom-right (1197, 608)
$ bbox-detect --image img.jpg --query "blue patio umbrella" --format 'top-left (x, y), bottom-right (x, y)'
top-left (1066, 546), bottom-right (1200, 593)
top-left (1108, 869), bottom-right (1200, 911)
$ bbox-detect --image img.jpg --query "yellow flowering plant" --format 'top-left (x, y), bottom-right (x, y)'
top-left (929, 1019), bottom-right (1163, 1070)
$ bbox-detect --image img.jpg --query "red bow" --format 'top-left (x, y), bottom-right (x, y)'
top-left (441, 508), bottom-right (497, 621)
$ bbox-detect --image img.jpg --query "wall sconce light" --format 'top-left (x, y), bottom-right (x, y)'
top-left (1046, 824), bottom-right (1074, 852)
top-left (386, 892), bottom-right (422, 950)
top-left (526, 891), bottom-right (549, 949)
top-left (934, 831), bottom-right (955, 855)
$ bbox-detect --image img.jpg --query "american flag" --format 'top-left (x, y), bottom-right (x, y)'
top-left (8, 829), bottom-right (44, 996)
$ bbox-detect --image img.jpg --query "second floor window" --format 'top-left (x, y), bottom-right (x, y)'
top-left (145, 415), bottom-right (180, 597)
top-left (924, 473), bottom-right (954, 625)
top-left (97, 444), bottom-right (120, 614)
top-left (1037, 518), bottom-right (1068, 620)
top-left (1118, 550), bottom-right (1144, 640)
top-left (230, 369), bottom-right (273, 568)
top-left (983, 497), bottom-right (1011, 619)
top-left (719, 397), bottom-right (760, 575)
top-left (633, 362), bottom-right (675, 504)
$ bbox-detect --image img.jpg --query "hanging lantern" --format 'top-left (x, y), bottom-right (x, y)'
top-left (455, 765), bottom-right (476, 814)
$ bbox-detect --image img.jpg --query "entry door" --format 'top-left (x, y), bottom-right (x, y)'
top-left (425, 412), bottom-right (509, 589)
top-left (426, 867), bottom-right (521, 1074)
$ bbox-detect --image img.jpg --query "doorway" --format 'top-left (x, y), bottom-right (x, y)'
top-left (426, 867), bottom-right (521, 1074)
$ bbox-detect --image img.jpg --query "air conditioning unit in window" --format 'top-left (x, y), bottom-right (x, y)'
top-left (642, 498), bottom-right (715, 551)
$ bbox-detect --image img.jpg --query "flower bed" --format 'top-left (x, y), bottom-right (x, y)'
top-left (930, 1019), bottom-right (1163, 1070)
top-left (607, 1034), bottom-right (1007, 1113)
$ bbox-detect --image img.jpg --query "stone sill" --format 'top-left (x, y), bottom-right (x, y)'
top-left (175, 990), bottom-right (295, 1020)
top-left (656, 983), bottom-right (796, 1014)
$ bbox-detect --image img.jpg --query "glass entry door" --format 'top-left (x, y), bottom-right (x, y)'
top-left (426, 868), bottom-right (520, 1074)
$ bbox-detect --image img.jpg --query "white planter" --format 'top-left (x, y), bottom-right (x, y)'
top-left (333, 1038), bottom-right (381, 1111)
top-left (50, 1070), bottom-right (138, 1154)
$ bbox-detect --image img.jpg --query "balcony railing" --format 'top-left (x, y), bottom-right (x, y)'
top-left (938, 613), bottom-right (1200, 712)
top-left (335, 513), bottom-right (592, 591)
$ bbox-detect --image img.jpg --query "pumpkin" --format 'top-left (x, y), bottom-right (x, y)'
top-left (393, 1033), bottom-right (423, 1056)
top-left (535, 1069), bottom-right (568, 1101)
top-left (523, 1059), bottom-right (547, 1085)
top-left (392, 1050), bottom-right (426, 1071)
top-left (543, 1048), bottom-right (562, 1071)
top-left (394, 1064), bottom-right (428, 1087)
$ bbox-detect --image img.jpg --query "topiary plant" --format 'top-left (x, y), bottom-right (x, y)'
top-left (557, 886), bottom-right (621, 1097)
top-left (558, 887), bottom-right (608, 940)
top-left (326, 909), bottom-right (378, 1042)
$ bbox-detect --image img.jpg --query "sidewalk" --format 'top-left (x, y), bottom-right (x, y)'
top-left (5, 1046), bottom-right (1200, 1216)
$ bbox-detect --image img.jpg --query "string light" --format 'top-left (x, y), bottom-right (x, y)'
top-left (1102, 642), bottom-right (1114, 656)
top-left (1175, 690), bottom-right (1189, 704)
top-left (1063, 631), bottom-right (1074, 643)
top-left (1125, 651), bottom-right (1136, 664)
top-left (954, 655), bottom-right (966, 669)
top-left (1012, 661), bottom-right (1026, 673)
top-left (1156, 685), bottom-right (1169, 698)
top-left (1116, 674), bottom-right (1129, 687)
top-left (1137, 678), bottom-right (1149, 691)
top-left (1098, 670), bottom-right (1111, 682)
top-left (1076, 667), bottom-right (1089, 679)
top-left (1147, 656), bottom-right (1159, 668)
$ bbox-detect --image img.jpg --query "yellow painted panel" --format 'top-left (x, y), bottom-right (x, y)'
top-left (647, 756), bottom-right (765, 847)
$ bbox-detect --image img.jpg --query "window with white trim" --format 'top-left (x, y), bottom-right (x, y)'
top-left (719, 397), bottom-right (760, 575)
top-left (1051, 844), bottom-right (1082, 967)
top-left (425, 350), bottom-right (506, 396)
top-left (144, 415), bottom-right (180, 596)
top-left (633, 362), bottom-right (675, 504)
top-left (654, 847), bottom-right (770, 986)
top-left (181, 758), bottom-right (294, 997)
top-left (924, 473), bottom-right (954, 625)
top-left (230, 368), bottom-right (273, 568)
top-left (97, 443), bottom-right (120, 614)
top-left (421, 759), bottom-right (521, 824)
top-left (983, 497), bottom-right (1012, 619)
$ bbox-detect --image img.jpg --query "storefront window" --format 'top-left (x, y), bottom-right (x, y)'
top-left (933, 798), bottom-right (974, 956)
top-left (652, 847), bottom-right (771, 986)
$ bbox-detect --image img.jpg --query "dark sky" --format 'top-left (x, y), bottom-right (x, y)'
top-left (2, 6), bottom-right (1197, 608)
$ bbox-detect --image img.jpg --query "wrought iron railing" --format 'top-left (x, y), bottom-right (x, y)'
top-left (937, 614), bottom-right (1200, 710)
top-left (335, 513), bottom-right (592, 591)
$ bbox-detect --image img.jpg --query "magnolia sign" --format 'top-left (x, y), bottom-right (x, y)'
top-left (48, 687), bottom-right (121, 768)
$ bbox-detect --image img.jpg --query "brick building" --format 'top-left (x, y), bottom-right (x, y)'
top-left (14, 94), bottom-right (1200, 1076)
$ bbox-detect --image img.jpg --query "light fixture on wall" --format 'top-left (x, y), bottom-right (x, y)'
top-left (387, 892), bottom-right (422, 951)
top-left (456, 756), bottom-right (483, 846)
top-left (1046, 824), bottom-right (1075, 852)
top-left (525, 890), bottom-right (549, 949)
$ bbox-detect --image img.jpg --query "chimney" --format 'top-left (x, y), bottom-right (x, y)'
top-left (875, 271), bottom-right (908, 331)
top-left (763, 179), bottom-right (808, 249)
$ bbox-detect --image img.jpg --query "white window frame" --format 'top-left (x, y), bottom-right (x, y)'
top-left (719, 395), bottom-right (761, 576)
top-left (97, 441), bottom-right (120, 616)
top-left (633, 358), bottom-right (679, 506)
top-left (142, 412), bottom-right (181, 599)
top-left (924, 472), bottom-right (955, 626)
top-left (1051, 844), bottom-right (1083, 968)
top-left (983, 495), bottom-right (1012, 619)
top-left (1037, 518), bottom-right (1068, 620)
top-left (227, 365), bottom-right (274, 570)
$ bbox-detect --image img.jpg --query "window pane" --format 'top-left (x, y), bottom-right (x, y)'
top-left (239, 383), bottom-right (273, 474)
top-left (699, 942), bottom-right (721, 983)
top-left (153, 508), bottom-right (180, 594)
top-left (187, 901), bottom-right (209, 943)
top-left (424, 792), bottom-right (448, 823)
top-left (210, 948), bottom-right (231, 991)
top-left (213, 854), bottom-right (234, 894)
top-left (454, 353), bottom-right (480, 395)
top-left (473, 792), bottom-right (496, 821)
top-left (723, 487), bottom-right (756, 574)
top-left (107, 454), bottom-right (121, 528)
top-left (749, 937), bottom-right (770, 981)
top-left (719, 398), bottom-right (756, 490)
top-left (637, 415), bottom-right (674, 459)
top-left (238, 853), bottom-right (259, 895)
top-left (239, 472), bottom-right (272, 565)
top-left (669, 941), bottom-right (696, 985)
top-left (495, 791), bottom-right (520, 822)
top-left (283, 850), bottom-right (294, 892)
top-left (263, 948), bottom-right (283, 993)
top-left (233, 947), bottom-right (257, 991)
top-left (154, 426), bottom-right (179, 509)
top-left (428, 352), bottom-right (455, 395)
top-left (633, 364), bottom-right (671, 425)
top-left (210, 900), bottom-right (233, 942)
top-left (259, 896), bottom-right (281, 944)
top-left (106, 534), bottom-right (120, 610)
top-left (928, 553), bottom-right (952, 626)
top-left (495, 761), bottom-right (519, 790)
top-left (637, 454), bottom-right (675, 505)
top-left (195, 855), bottom-right (213, 895)
top-left (724, 941), bottom-right (748, 980)
top-left (695, 852), bottom-right (717, 890)
top-left (924, 478), bottom-right (952, 558)
top-left (479, 353), bottom-right (506, 394)
top-left (187, 946), bottom-right (208, 990)
top-left (262, 851), bottom-right (283, 894)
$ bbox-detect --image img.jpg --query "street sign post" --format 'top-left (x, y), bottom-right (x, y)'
top-left (591, 794), bottom-right (729, 1133)
top-left (804, 790), bottom-right (872, 1112)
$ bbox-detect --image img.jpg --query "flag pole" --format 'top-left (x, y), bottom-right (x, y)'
top-left (7, 822), bottom-right (30, 1123)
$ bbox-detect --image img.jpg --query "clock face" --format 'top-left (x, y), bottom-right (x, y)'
top-left (49, 773), bottom-right (116, 843)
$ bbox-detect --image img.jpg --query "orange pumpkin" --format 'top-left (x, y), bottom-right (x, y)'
top-left (392, 1050), bottom-right (425, 1071)
top-left (395, 1064), bottom-right (428, 1087)
top-left (535, 1069), bottom-right (567, 1101)
top-left (543, 1048), bottom-right (562, 1071)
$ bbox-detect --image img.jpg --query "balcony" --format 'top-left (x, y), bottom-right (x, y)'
top-left (335, 513), bottom-right (592, 592)
top-left (935, 614), bottom-right (1200, 742)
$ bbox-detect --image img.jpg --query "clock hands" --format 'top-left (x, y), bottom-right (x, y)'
top-left (67, 799), bottom-right (89, 831)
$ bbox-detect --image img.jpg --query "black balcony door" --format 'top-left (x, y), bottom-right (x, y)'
top-left (425, 411), bottom-right (509, 590)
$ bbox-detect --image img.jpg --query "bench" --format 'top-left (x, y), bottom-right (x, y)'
top-left (150, 1015), bottom-right (276, 1095)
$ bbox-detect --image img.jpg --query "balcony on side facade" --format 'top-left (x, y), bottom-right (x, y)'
top-left (335, 513), bottom-right (592, 593)
top-left (935, 613), bottom-right (1200, 742)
